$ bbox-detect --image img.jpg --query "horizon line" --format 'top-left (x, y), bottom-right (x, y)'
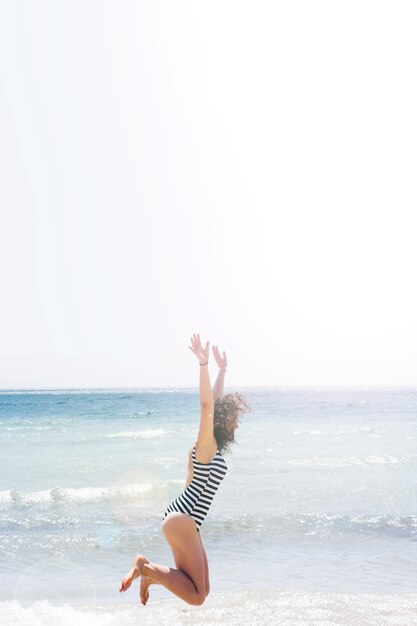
top-left (0, 384), bottom-right (415, 392)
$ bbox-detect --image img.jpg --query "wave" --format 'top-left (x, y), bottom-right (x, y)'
top-left (0, 476), bottom-right (183, 511)
top-left (0, 483), bottom-right (157, 508)
top-left (105, 428), bottom-right (168, 439)
top-left (291, 426), bottom-right (380, 436)
top-left (339, 426), bottom-right (379, 434)
top-left (148, 457), bottom-right (182, 465)
top-left (261, 454), bottom-right (414, 469)
top-left (291, 430), bottom-right (323, 435)
top-left (1, 589), bottom-right (417, 626)
top-left (213, 512), bottom-right (417, 540)
top-left (2, 425), bottom-right (53, 431)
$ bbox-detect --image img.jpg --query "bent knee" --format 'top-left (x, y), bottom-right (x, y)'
top-left (190, 593), bottom-right (206, 606)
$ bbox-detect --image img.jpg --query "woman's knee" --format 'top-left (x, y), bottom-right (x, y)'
top-left (190, 591), bottom-right (206, 606)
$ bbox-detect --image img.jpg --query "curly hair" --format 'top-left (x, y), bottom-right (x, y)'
top-left (213, 392), bottom-right (251, 453)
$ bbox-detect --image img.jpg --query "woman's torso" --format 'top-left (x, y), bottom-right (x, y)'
top-left (164, 442), bottom-right (228, 530)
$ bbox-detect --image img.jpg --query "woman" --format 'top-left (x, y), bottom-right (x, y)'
top-left (119, 333), bottom-right (250, 605)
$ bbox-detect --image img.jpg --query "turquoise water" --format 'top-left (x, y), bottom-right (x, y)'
top-left (1, 387), bottom-right (416, 624)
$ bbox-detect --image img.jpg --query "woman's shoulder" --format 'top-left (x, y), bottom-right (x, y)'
top-left (193, 438), bottom-right (218, 464)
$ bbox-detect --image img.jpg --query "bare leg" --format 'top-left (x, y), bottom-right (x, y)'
top-left (121, 551), bottom-right (205, 606)
top-left (119, 512), bottom-right (207, 606)
top-left (143, 513), bottom-right (207, 605)
top-left (140, 559), bottom-right (205, 605)
top-left (198, 531), bottom-right (210, 597)
top-left (141, 532), bottom-right (208, 606)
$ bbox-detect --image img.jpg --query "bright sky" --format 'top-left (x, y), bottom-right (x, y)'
top-left (0, 1), bottom-right (416, 389)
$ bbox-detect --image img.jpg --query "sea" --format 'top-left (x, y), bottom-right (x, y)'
top-left (0, 387), bottom-right (416, 625)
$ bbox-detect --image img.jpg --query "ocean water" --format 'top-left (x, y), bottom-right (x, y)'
top-left (1, 387), bottom-right (416, 625)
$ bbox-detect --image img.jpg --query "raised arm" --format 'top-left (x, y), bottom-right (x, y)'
top-left (188, 334), bottom-right (215, 454)
top-left (212, 344), bottom-right (227, 401)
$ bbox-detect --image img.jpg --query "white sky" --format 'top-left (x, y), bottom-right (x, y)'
top-left (0, 1), bottom-right (416, 389)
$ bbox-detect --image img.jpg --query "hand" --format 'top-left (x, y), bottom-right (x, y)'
top-left (188, 333), bottom-right (210, 364)
top-left (212, 344), bottom-right (227, 370)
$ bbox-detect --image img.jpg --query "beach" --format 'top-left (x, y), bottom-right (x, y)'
top-left (1, 387), bottom-right (416, 624)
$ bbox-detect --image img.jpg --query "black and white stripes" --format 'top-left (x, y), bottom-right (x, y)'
top-left (163, 446), bottom-right (228, 531)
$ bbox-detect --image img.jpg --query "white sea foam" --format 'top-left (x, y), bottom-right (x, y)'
top-left (336, 426), bottom-right (381, 435)
top-left (0, 490), bottom-right (14, 506)
top-left (0, 483), bottom-right (154, 508)
top-left (292, 429), bottom-right (323, 435)
top-left (1, 589), bottom-right (417, 626)
top-left (1, 425), bottom-right (53, 432)
top-left (220, 512), bottom-right (417, 537)
top-left (262, 454), bottom-right (403, 469)
top-left (291, 426), bottom-right (380, 436)
top-left (148, 457), bottom-right (182, 465)
top-left (105, 428), bottom-right (167, 439)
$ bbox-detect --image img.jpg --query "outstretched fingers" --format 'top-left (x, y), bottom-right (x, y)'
top-left (212, 344), bottom-right (227, 368)
top-left (188, 333), bottom-right (210, 362)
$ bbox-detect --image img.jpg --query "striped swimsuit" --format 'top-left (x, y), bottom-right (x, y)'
top-left (163, 445), bottom-right (228, 532)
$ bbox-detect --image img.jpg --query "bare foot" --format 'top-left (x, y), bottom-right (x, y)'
top-left (140, 575), bottom-right (152, 605)
top-left (119, 554), bottom-right (149, 593)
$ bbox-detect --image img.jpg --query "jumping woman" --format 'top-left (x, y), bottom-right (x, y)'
top-left (119, 333), bottom-right (250, 605)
